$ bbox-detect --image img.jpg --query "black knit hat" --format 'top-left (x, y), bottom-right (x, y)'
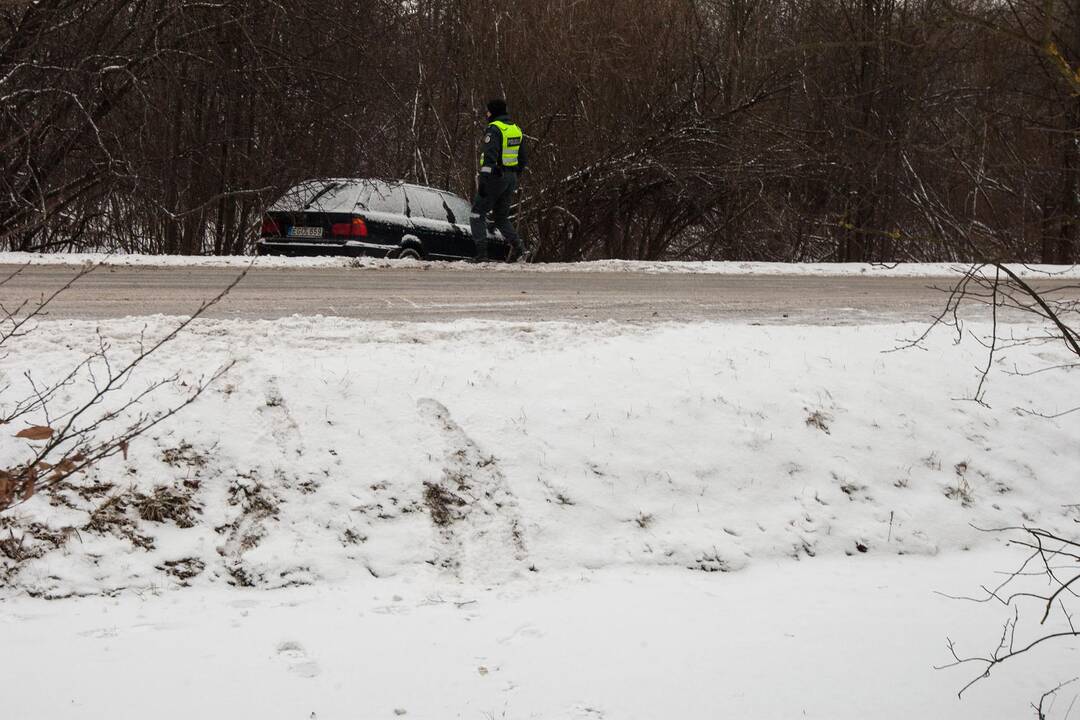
top-left (486, 98), bottom-right (508, 117)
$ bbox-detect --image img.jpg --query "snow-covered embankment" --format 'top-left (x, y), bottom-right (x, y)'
top-left (2, 318), bottom-right (1076, 596)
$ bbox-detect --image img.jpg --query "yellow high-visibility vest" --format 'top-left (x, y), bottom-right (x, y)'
top-left (484, 120), bottom-right (523, 168)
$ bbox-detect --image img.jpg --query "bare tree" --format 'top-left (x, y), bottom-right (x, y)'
top-left (0, 262), bottom-right (248, 514)
top-left (1, 0), bottom-right (1077, 262)
top-left (905, 262), bottom-right (1080, 715)
top-left (938, 525), bottom-right (1080, 718)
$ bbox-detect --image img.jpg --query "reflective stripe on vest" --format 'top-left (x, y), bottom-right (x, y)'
top-left (487, 120), bottom-right (523, 168)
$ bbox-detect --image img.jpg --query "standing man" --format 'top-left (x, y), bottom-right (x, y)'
top-left (471, 98), bottom-right (528, 262)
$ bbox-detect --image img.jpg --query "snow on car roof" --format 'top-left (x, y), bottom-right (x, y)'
top-left (269, 178), bottom-right (464, 213)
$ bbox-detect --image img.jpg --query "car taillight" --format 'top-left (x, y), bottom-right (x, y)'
top-left (261, 217), bottom-right (281, 237)
top-left (331, 217), bottom-right (368, 238)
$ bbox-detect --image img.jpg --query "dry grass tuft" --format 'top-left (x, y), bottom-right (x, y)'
top-left (85, 494), bottom-right (154, 550)
top-left (134, 485), bottom-right (199, 528)
top-left (161, 441), bottom-right (208, 469)
top-left (805, 409), bottom-right (833, 434)
top-left (157, 557), bottom-right (206, 584)
top-left (423, 481), bottom-right (466, 526)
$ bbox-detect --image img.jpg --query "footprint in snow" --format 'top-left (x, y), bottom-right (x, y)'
top-left (276, 640), bottom-right (321, 678)
top-left (77, 626), bottom-right (119, 639)
top-left (497, 624), bottom-right (545, 645)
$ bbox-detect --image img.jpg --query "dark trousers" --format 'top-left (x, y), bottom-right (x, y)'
top-left (471, 171), bottom-right (522, 259)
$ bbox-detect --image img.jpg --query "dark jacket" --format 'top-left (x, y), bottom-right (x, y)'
top-left (479, 114), bottom-right (528, 175)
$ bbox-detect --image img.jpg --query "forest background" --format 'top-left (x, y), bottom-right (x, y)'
top-left (1, 0), bottom-right (1078, 263)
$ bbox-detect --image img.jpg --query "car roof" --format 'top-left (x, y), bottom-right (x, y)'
top-left (271, 178), bottom-right (463, 213)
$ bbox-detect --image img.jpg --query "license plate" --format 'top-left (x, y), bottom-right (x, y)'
top-left (288, 226), bottom-right (323, 238)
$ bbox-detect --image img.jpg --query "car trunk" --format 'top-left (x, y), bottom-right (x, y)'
top-left (262, 211), bottom-right (355, 243)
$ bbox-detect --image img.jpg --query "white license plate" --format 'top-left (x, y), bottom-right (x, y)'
top-left (288, 226), bottom-right (324, 238)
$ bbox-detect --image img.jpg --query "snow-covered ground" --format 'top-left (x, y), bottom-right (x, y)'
top-left (2, 316), bottom-right (1078, 718)
top-left (2, 250), bottom-right (1079, 278)
top-left (3, 552), bottom-right (1073, 720)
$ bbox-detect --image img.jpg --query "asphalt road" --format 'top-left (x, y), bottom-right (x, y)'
top-left (2, 263), bottom-right (1074, 324)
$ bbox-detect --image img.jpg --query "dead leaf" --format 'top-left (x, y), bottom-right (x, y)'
top-left (15, 426), bottom-right (53, 441)
top-left (21, 478), bottom-right (34, 501)
top-left (120, 440), bottom-right (129, 460)
top-left (49, 457), bottom-right (79, 482)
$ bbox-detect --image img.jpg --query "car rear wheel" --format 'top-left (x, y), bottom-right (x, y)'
top-left (398, 248), bottom-right (422, 260)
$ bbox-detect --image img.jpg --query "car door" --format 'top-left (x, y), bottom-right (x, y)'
top-left (404, 187), bottom-right (459, 258)
top-left (359, 181), bottom-right (411, 247)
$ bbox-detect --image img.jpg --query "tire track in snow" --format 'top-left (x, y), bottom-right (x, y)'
top-left (418, 398), bottom-right (529, 583)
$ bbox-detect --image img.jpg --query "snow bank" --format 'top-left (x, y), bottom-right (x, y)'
top-left (1, 251), bottom-right (1078, 277)
top-left (2, 318), bottom-right (1077, 599)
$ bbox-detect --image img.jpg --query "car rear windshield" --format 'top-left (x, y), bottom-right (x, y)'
top-left (307, 182), bottom-right (357, 211)
top-left (270, 180), bottom-right (364, 213)
top-left (270, 181), bottom-right (335, 211)
top-left (270, 179), bottom-right (412, 216)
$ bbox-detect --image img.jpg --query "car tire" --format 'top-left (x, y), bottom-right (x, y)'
top-left (398, 247), bottom-right (422, 260)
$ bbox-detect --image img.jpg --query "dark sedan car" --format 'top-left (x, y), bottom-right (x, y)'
top-left (256, 178), bottom-right (514, 261)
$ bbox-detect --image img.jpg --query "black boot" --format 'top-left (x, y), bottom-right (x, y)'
top-left (473, 241), bottom-right (488, 262)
